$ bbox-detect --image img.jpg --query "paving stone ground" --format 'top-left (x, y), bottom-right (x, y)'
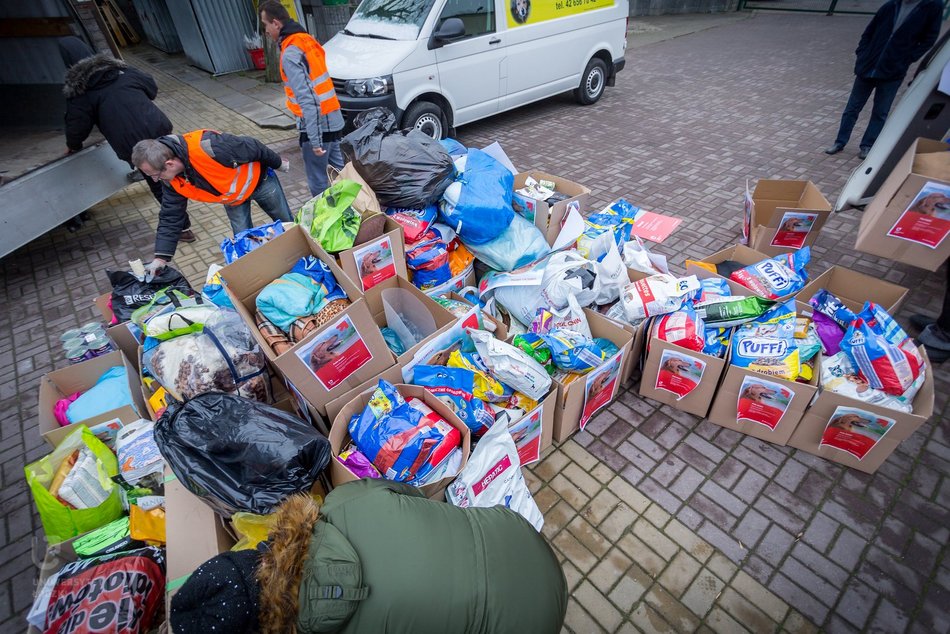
top-left (1, 11), bottom-right (948, 634)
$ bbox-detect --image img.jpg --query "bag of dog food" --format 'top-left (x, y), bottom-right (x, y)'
top-left (649, 308), bottom-right (706, 352)
top-left (840, 304), bottom-right (924, 396)
top-left (619, 274), bottom-right (701, 322)
top-left (730, 301), bottom-right (800, 380)
top-left (446, 350), bottom-right (512, 402)
top-left (469, 329), bottom-right (552, 400)
top-left (703, 326), bottom-right (732, 358)
top-left (540, 329), bottom-right (608, 373)
top-left (821, 352), bottom-right (920, 412)
top-left (385, 205), bottom-right (437, 242)
top-left (730, 246), bottom-right (810, 299)
top-left (413, 365), bottom-right (495, 436)
top-left (691, 278), bottom-right (733, 305)
top-left (694, 295), bottom-right (775, 328)
top-left (512, 333), bottom-right (555, 375)
top-left (809, 288), bottom-right (857, 330)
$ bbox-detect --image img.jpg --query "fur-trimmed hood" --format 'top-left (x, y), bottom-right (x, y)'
top-left (63, 54), bottom-right (127, 98)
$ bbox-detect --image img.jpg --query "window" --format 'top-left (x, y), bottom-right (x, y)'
top-left (438, 0), bottom-right (495, 39)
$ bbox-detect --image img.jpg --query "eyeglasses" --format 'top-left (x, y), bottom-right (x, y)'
top-left (140, 164), bottom-right (167, 180)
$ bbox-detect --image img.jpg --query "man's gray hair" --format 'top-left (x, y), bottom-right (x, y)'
top-left (131, 139), bottom-right (173, 170)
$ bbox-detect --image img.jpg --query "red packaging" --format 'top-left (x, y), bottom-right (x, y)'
top-left (650, 309), bottom-right (705, 352)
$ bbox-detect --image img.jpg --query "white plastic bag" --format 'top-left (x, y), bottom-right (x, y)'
top-left (491, 251), bottom-right (597, 326)
top-left (469, 329), bottom-right (551, 400)
top-left (446, 417), bottom-right (543, 531)
top-left (622, 237), bottom-right (669, 275)
top-left (619, 274), bottom-right (700, 322)
top-left (591, 240), bottom-right (628, 305)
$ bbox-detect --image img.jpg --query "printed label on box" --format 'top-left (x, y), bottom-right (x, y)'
top-left (736, 375), bottom-right (793, 430)
top-left (352, 235), bottom-right (397, 292)
top-left (295, 315), bottom-right (373, 390)
top-left (770, 211), bottom-right (818, 249)
top-left (580, 350), bottom-right (624, 431)
top-left (509, 404), bottom-right (543, 465)
top-left (655, 349), bottom-right (706, 400)
top-left (886, 181), bottom-right (950, 249)
top-left (819, 405), bottom-right (896, 460)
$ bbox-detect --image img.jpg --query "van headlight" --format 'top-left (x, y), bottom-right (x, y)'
top-left (344, 76), bottom-right (392, 97)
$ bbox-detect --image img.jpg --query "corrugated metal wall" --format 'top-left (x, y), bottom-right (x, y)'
top-left (0, 0), bottom-right (74, 85)
top-left (131, 0), bottom-right (183, 53)
top-left (165, 0), bottom-right (256, 75)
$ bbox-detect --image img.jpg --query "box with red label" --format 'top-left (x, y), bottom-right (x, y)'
top-left (686, 243), bottom-right (807, 301)
top-left (748, 179), bottom-right (831, 257)
top-left (638, 337), bottom-right (728, 419)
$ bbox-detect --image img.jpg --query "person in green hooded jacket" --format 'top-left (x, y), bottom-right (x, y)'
top-left (170, 479), bottom-right (567, 633)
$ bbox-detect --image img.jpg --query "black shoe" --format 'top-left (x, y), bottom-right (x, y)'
top-left (179, 229), bottom-right (197, 243)
top-left (858, 147), bottom-right (870, 160)
top-left (920, 343), bottom-right (950, 363)
top-left (909, 314), bottom-right (936, 332)
top-left (824, 144), bottom-right (844, 155)
top-left (919, 324), bottom-right (950, 352)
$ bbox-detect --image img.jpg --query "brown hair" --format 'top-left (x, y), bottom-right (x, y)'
top-left (260, 0), bottom-right (291, 22)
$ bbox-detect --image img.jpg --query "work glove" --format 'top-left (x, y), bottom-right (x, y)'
top-left (144, 257), bottom-right (167, 282)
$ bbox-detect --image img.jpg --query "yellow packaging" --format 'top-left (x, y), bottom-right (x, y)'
top-left (129, 504), bottom-right (166, 544)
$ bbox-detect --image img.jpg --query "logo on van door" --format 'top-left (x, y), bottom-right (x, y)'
top-left (507, 0), bottom-right (615, 28)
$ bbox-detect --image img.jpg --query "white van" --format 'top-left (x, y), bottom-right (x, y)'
top-left (324, 0), bottom-right (629, 139)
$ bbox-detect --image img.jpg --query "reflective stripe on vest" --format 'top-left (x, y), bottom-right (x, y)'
top-left (280, 33), bottom-right (342, 119)
top-left (169, 130), bottom-right (261, 205)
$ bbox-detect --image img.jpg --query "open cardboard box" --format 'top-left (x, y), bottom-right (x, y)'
top-left (94, 293), bottom-right (145, 373)
top-left (511, 387), bottom-right (557, 462)
top-left (686, 243), bottom-right (803, 300)
top-left (338, 217), bottom-right (407, 294)
top-left (513, 170), bottom-right (591, 245)
top-left (446, 291), bottom-right (509, 341)
top-left (551, 309), bottom-right (634, 443)
top-left (855, 138), bottom-right (950, 272)
top-left (706, 302), bottom-right (819, 446)
top-left (421, 263), bottom-right (477, 299)
top-left (795, 264), bottom-right (909, 316)
top-left (638, 337), bottom-right (728, 419)
top-left (329, 384), bottom-right (471, 499)
top-left (220, 225), bottom-right (394, 417)
top-left (38, 349), bottom-right (146, 448)
top-left (786, 347), bottom-right (934, 474)
top-left (749, 179), bottom-right (831, 257)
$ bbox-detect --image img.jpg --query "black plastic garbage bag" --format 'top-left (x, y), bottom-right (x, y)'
top-left (107, 267), bottom-right (193, 323)
top-left (341, 107), bottom-right (455, 209)
top-left (155, 393), bottom-right (331, 516)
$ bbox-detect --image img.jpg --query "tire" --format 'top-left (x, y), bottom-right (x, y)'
top-left (574, 58), bottom-right (608, 105)
top-left (403, 101), bottom-right (447, 139)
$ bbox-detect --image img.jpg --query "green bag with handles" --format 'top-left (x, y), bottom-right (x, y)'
top-left (296, 179), bottom-right (362, 253)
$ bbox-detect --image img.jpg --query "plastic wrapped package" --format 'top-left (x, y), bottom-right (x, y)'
top-left (469, 329), bottom-right (552, 400)
top-left (488, 251), bottom-right (596, 326)
top-left (144, 308), bottom-right (270, 402)
top-left (693, 295), bottom-right (775, 329)
top-left (512, 333), bottom-right (555, 375)
top-left (840, 304), bottom-right (924, 396)
top-left (221, 220), bottom-right (285, 264)
top-left (809, 288), bottom-right (857, 329)
top-left (730, 301), bottom-right (800, 380)
top-left (295, 179), bottom-right (363, 253)
top-left (530, 295), bottom-right (591, 338)
top-left (338, 444), bottom-right (382, 480)
top-left (155, 393), bottom-right (331, 515)
top-left (341, 107), bottom-right (455, 208)
top-left (406, 230), bottom-right (452, 290)
top-left (438, 149), bottom-right (515, 245)
top-left (730, 246), bottom-right (810, 299)
top-left (447, 349), bottom-right (512, 402)
top-left (821, 352), bottom-right (920, 412)
top-left (131, 288), bottom-right (203, 330)
top-left (115, 420), bottom-right (164, 486)
top-left (703, 327), bottom-right (732, 358)
top-left (464, 213), bottom-right (551, 272)
top-left (576, 198), bottom-right (639, 258)
top-left (65, 366), bottom-right (136, 424)
top-left (690, 278), bottom-right (732, 305)
top-left (413, 365), bottom-right (494, 436)
top-left (540, 329), bottom-right (608, 373)
top-left (619, 274), bottom-right (701, 322)
top-left (231, 511), bottom-right (279, 551)
top-left (650, 308), bottom-right (706, 352)
top-left (813, 311), bottom-right (845, 355)
top-left (385, 205), bottom-right (437, 242)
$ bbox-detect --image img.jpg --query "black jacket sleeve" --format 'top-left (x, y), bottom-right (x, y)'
top-left (125, 66), bottom-right (159, 100)
top-left (211, 132), bottom-right (283, 170)
top-left (855, 9), bottom-right (882, 58)
top-left (153, 184), bottom-right (189, 260)
top-left (64, 96), bottom-right (96, 153)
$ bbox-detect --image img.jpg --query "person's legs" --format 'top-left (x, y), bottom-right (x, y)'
top-left (301, 138), bottom-right (330, 197)
top-left (917, 264), bottom-right (950, 361)
top-left (224, 201), bottom-right (253, 235)
top-left (326, 140), bottom-right (344, 171)
top-left (832, 76), bottom-right (875, 148)
top-left (250, 169), bottom-right (294, 223)
top-left (859, 77), bottom-right (902, 151)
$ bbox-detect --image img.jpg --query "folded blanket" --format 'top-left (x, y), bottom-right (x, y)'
top-left (66, 367), bottom-right (135, 424)
top-left (256, 273), bottom-right (330, 332)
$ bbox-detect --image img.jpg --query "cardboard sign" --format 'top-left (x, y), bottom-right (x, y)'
top-left (580, 351), bottom-right (624, 430)
top-left (294, 315), bottom-right (374, 390)
top-left (886, 181), bottom-right (950, 249)
top-left (351, 235), bottom-right (397, 291)
top-left (770, 211), bottom-right (818, 249)
top-left (630, 211), bottom-right (682, 244)
top-left (819, 405), bottom-right (896, 460)
top-left (736, 376), bottom-right (793, 430)
top-left (655, 349), bottom-right (706, 400)
top-left (509, 404), bottom-right (543, 466)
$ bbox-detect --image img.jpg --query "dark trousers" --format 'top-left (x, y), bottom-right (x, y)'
top-left (833, 75), bottom-right (902, 150)
top-left (940, 264), bottom-right (950, 332)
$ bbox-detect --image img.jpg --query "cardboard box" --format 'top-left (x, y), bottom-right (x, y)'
top-left (855, 138), bottom-right (950, 271)
top-left (447, 291), bottom-right (509, 341)
top-left (685, 244), bottom-right (790, 299)
top-left (324, 364), bottom-right (405, 425)
top-left (93, 293), bottom-right (145, 372)
top-left (513, 170), bottom-right (591, 245)
top-left (510, 388), bottom-right (557, 463)
top-left (795, 265), bottom-right (909, 315)
top-left (338, 218), bottom-right (408, 293)
top-left (749, 179), bottom-right (831, 257)
top-left (329, 384), bottom-right (471, 499)
top-left (38, 350), bottom-right (147, 448)
top-left (221, 225), bottom-right (394, 417)
top-left (638, 338), bottom-right (728, 419)
top-left (787, 348), bottom-right (935, 473)
top-left (551, 309), bottom-right (635, 443)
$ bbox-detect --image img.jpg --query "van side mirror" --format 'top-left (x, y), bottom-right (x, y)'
top-left (428, 18), bottom-right (465, 50)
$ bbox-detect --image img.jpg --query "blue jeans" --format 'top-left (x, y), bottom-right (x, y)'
top-left (301, 139), bottom-right (345, 197)
top-left (833, 75), bottom-right (903, 150)
top-left (224, 168), bottom-right (293, 235)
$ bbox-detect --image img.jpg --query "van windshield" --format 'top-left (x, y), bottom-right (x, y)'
top-left (348, 0), bottom-right (437, 41)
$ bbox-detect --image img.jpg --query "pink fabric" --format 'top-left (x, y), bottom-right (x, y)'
top-left (106, 296), bottom-right (118, 326)
top-left (54, 392), bottom-right (82, 426)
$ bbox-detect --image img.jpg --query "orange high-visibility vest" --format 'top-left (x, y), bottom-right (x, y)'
top-left (169, 130), bottom-right (261, 205)
top-left (280, 33), bottom-right (342, 118)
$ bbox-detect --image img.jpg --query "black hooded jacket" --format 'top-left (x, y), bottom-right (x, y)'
top-left (854, 0), bottom-right (942, 81)
top-left (63, 54), bottom-right (172, 161)
top-left (153, 131), bottom-right (283, 260)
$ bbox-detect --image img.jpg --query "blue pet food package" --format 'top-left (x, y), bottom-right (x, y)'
top-left (730, 300), bottom-right (800, 380)
top-left (412, 365), bottom-right (494, 436)
top-left (576, 198), bottom-right (641, 258)
top-left (539, 329), bottom-right (608, 373)
top-left (839, 302), bottom-right (925, 396)
top-left (809, 288), bottom-right (856, 330)
top-left (730, 246), bottom-right (810, 300)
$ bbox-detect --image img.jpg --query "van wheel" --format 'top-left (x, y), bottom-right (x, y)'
top-left (403, 101), bottom-right (447, 139)
top-left (574, 58), bottom-right (607, 105)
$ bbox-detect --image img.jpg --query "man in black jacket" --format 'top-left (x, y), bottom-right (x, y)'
top-left (825, 0), bottom-right (941, 160)
top-left (131, 131), bottom-right (293, 277)
top-left (59, 37), bottom-right (196, 242)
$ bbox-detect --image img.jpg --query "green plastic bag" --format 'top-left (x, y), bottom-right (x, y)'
top-left (25, 426), bottom-right (123, 544)
top-left (296, 179), bottom-right (362, 253)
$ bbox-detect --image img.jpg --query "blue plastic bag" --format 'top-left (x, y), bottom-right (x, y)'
top-left (465, 213), bottom-right (551, 272)
top-left (438, 149), bottom-right (514, 245)
top-left (406, 231), bottom-right (452, 289)
top-left (220, 221), bottom-right (285, 264)
top-left (439, 138), bottom-right (468, 157)
top-left (67, 366), bottom-right (136, 423)
top-left (539, 329), bottom-right (607, 373)
top-left (413, 366), bottom-right (494, 436)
